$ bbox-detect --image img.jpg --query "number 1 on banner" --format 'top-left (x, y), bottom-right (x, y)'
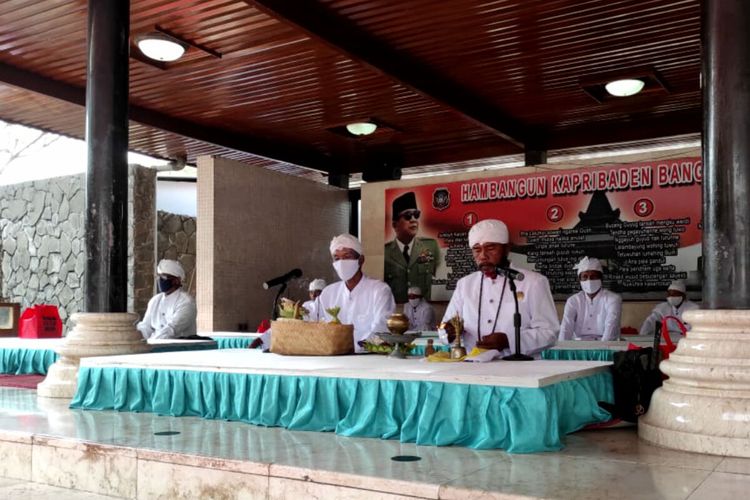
top-left (463, 212), bottom-right (478, 227)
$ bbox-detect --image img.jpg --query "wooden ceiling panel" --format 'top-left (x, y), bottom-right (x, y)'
top-left (0, 0), bottom-right (703, 179)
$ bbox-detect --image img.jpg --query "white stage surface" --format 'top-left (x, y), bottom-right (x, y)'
top-left (79, 349), bottom-right (609, 388)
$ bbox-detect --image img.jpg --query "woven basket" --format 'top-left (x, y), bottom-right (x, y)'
top-left (270, 319), bottom-right (354, 355)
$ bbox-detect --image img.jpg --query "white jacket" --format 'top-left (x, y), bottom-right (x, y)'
top-left (136, 288), bottom-right (197, 339)
top-left (639, 299), bottom-right (700, 337)
top-left (441, 268), bottom-right (559, 356)
top-left (559, 289), bottom-right (622, 341)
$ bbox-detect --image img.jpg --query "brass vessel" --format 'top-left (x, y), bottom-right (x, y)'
top-left (386, 313), bottom-right (409, 335)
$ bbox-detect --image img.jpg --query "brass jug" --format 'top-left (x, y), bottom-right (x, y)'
top-left (386, 313), bottom-right (409, 335)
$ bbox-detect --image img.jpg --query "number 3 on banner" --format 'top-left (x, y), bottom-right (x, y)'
top-left (634, 198), bottom-right (654, 217)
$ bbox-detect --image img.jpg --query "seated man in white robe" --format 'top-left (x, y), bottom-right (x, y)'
top-left (559, 257), bottom-right (622, 341)
top-left (317, 233), bottom-right (396, 353)
top-left (440, 219), bottom-right (558, 356)
top-left (639, 280), bottom-right (699, 337)
top-left (303, 278), bottom-right (326, 322)
top-left (137, 259), bottom-right (197, 339)
top-left (404, 286), bottom-right (436, 331)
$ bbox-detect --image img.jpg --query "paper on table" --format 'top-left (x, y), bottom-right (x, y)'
top-left (464, 349), bottom-right (502, 363)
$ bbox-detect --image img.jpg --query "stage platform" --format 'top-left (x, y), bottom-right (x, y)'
top-left (0, 337), bottom-right (218, 375)
top-left (542, 336), bottom-right (666, 361)
top-left (0, 387), bottom-right (742, 499)
top-left (71, 350), bottom-right (613, 453)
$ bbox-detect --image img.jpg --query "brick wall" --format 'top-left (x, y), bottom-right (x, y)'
top-left (197, 156), bottom-right (350, 332)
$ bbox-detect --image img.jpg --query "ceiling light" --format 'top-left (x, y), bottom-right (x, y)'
top-left (137, 33), bottom-right (186, 62)
top-left (346, 122), bottom-right (377, 136)
top-left (605, 79), bottom-right (645, 97)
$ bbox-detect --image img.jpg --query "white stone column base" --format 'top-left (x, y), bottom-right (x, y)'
top-left (640, 309), bottom-right (750, 457)
top-left (37, 312), bottom-right (150, 399)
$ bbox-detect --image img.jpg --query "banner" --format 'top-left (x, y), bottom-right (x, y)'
top-left (383, 157), bottom-right (702, 303)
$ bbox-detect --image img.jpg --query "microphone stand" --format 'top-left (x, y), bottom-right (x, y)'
top-left (270, 283), bottom-right (287, 320)
top-left (502, 275), bottom-right (533, 361)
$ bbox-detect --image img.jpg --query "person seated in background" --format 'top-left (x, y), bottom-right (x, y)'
top-left (559, 256), bottom-right (622, 341)
top-left (440, 219), bottom-right (558, 356)
top-left (303, 279), bottom-right (326, 322)
top-left (318, 233), bottom-right (396, 352)
top-left (403, 286), bottom-right (435, 331)
top-left (137, 259), bottom-right (197, 339)
top-left (639, 280), bottom-right (699, 337)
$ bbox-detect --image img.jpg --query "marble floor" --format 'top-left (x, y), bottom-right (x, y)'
top-left (0, 387), bottom-right (748, 499)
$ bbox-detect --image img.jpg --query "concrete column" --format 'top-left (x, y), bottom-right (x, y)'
top-left (38, 0), bottom-right (149, 398)
top-left (640, 0), bottom-right (750, 456)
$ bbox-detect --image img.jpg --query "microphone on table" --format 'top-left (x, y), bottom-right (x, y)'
top-left (495, 266), bottom-right (525, 282)
top-left (262, 268), bottom-right (302, 289)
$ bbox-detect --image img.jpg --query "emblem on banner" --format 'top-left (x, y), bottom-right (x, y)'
top-left (432, 188), bottom-right (450, 211)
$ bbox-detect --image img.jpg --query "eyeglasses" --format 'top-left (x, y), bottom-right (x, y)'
top-left (399, 210), bottom-right (421, 221)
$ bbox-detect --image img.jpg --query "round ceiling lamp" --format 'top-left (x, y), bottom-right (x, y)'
top-left (346, 122), bottom-right (378, 136)
top-left (604, 78), bottom-right (645, 97)
top-left (137, 33), bottom-right (186, 62)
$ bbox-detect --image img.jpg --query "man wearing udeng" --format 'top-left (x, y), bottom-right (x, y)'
top-left (440, 219), bottom-right (558, 356)
top-left (137, 259), bottom-right (197, 339)
top-left (318, 233), bottom-right (396, 352)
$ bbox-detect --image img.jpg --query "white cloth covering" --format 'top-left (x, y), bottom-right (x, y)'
top-left (318, 276), bottom-right (396, 352)
top-left (639, 299), bottom-right (700, 337)
top-left (559, 289), bottom-right (622, 341)
top-left (441, 268), bottom-right (559, 356)
top-left (468, 219), bottom-right (509, 247)
top-left (404, 298), bottom-right (436, 331)
top-left (302, 297), bottom-right (323, 322)
top-left (136, 289), bottom-right (197, 340)
top-left (329, 234), bottom-right (362, 256)
top-left (574, 256), bottom-right (602, 274)
top-left (157, 259), bottom-right (185, 280)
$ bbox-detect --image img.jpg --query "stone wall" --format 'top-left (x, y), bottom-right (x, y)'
top-left (0, 168), bottom-right (157, 333)
top-left (0, 176), bottom-right (85, 330)
top-left (157, 210), bottom-right (196, 296)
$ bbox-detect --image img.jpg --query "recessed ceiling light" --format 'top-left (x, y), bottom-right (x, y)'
top-left (346, 122), bottom-right (378, 136)
top-left (137, 33), bottom-right (186, 62)
top-left (605, 79), bottom-right (645, 97)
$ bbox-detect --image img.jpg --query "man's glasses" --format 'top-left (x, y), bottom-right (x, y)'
top-left (399, 210), bottom-right (421, 221)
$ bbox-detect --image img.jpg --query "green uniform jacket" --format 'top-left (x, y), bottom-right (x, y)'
top-left (384, 237), bottom-right (440, 303)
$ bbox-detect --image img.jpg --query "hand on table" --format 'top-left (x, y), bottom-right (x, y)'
top-left (476, 332), bottom-right (509, 351)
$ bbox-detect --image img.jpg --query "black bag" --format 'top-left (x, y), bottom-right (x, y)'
top-left (599, 347), bottom-right (664, 422)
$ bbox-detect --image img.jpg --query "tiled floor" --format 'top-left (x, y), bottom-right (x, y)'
top-left (0, 387), bottom-right (748, 499)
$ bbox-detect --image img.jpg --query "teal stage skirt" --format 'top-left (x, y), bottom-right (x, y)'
top-left (0, 348), bottom-right (58, 375)
top-left (541, 349), bottom-right (616, 361)
top-left (71, 365), bottom-right (613, 453)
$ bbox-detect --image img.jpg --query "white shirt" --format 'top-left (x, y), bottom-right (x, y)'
top-left (404, 299), bottom-right (436, 331)
top-left (318, 275), bottom-right (396, 353)
top-left (639, 299), bottom-right (699, 337)
top-left (136, 288), bottom-right (197, 340)
top-left (441, 268), bottom-right (559, 356)
top-left (559, 289), bottom-right (622, 341)
top-left (302, 298), bottom-right (323, 322)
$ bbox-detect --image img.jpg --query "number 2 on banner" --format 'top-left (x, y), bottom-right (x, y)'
top-left (546, 205), bottom-right (564, 223)
top-left (634, 198), bottom-right (654, 217)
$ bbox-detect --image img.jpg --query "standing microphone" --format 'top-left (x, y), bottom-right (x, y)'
top-left (495, 266), bottom-right (525, 282)
top-left (262, 268), bottom-right (302, 289)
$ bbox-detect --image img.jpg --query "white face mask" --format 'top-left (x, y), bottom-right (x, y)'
top-left (408, 298), bottom-right (421, 307)
top-left (667, 296), bottom-right (684, 307)
top-left (581, 279), bottom-right (602, 295)
top-left (333, 259), bottom-right (360, 281)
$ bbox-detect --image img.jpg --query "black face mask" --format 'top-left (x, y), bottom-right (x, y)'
top-left (158, 277), bottom-right (174, 293)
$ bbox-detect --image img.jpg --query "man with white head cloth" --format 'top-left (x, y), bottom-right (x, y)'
top-left (137, 259), bottom-right (197, 339)
top-left (559, 256), bottom-right (622, 341)
top-left (639, 280), bottom-right (699, 337)
top-left (318, 233), bottom-right (396, 352)
top-left (303, 279), bottom-right (327, 322)
top-left (404, 286), bottom-right (436, 331)
top-left (440, 219), bottom-right (558, 356)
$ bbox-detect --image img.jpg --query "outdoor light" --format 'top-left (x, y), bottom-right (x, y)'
top-left (604, 78), bottom-right (645, 97)
top-left (346, 122), bottom-right (378, 136)
top-left (137, 33), bottom-right (186, 62)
